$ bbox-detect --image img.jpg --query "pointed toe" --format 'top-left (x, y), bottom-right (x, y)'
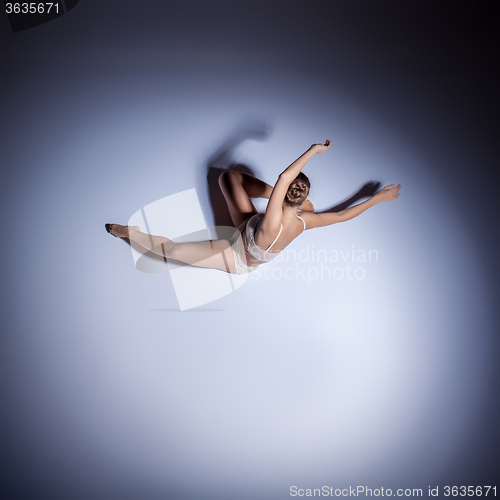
top-left (105, 223), bottom-right (117, 237)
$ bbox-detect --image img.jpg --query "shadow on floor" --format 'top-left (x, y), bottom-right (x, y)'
top-left (114, 123), bottom-right (382, 266)
top-left (205, 121), bottom-right (272, 228)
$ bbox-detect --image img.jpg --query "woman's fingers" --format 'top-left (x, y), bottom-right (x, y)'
top-left (379, 183), bottom-right (401, 201)
top-left (393, 185), bottom-right (401, 199)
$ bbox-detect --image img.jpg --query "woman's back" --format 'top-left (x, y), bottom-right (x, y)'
top-left (244, 213), bottom-right (306, 262)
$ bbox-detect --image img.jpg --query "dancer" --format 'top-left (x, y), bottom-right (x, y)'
top-left (106, 140), bottom-right (401, 274)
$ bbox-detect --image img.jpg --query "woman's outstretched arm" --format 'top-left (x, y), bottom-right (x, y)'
top-left (301, 183), bottom-right (401, 229)
top-left (280, 140), bottom-right (331, 181)
top-left (262, 141), bottom-right (331, 232)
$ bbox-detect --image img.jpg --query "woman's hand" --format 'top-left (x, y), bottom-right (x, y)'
top-left (312, 139), bottom-right (331, 154)
top-left (376, 183), bottom-right (401, 202)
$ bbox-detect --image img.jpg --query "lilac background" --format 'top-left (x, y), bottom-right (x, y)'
top-left (2, 1), bottom-right (499, 499)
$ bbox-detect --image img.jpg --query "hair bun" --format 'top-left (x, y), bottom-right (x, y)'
top-left (285, 180), bottom-right (308, 204)
top-left (284, 172), bottom-right (311, 207)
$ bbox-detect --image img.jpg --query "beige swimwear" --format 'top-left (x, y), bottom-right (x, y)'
top-left (230, 214), bottom-right (306, 275)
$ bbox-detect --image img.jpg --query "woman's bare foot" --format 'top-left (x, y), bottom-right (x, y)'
top-left (299, 199), bottom-right (315, 212)
top-left (105, 224), bottom-right (140, 238)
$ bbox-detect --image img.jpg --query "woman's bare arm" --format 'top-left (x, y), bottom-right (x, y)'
top-left (261, 141), bottom-right (331, 234)
top-left (280, 140), bottom-right (331, 181)
top-left (300, 184), bottom-right (401, 229)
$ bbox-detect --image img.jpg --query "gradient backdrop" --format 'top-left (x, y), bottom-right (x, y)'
top-left (2, 1), bottom-right (499, 499)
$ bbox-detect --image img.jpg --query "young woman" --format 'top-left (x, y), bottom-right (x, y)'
top-left (106, 140), bottom-right (401, 274)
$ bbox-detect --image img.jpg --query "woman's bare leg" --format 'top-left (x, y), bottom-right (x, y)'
top-left (218, 171), bottom-right (263, 227)
top-left (238, 172), bottom-right (274, 198)
top-left (218, 171), bottom-right (312, 224)
top-left (108, 224), bottom-right (236, 273)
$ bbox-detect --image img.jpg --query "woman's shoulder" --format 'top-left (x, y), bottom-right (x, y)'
top-left (294, 211), bottom-right (319, 230)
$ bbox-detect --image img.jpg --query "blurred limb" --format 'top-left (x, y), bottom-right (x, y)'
top-left (207, 121), bottom-right (272, 169)
top-left (322, 181), bottom-right (380, 213)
